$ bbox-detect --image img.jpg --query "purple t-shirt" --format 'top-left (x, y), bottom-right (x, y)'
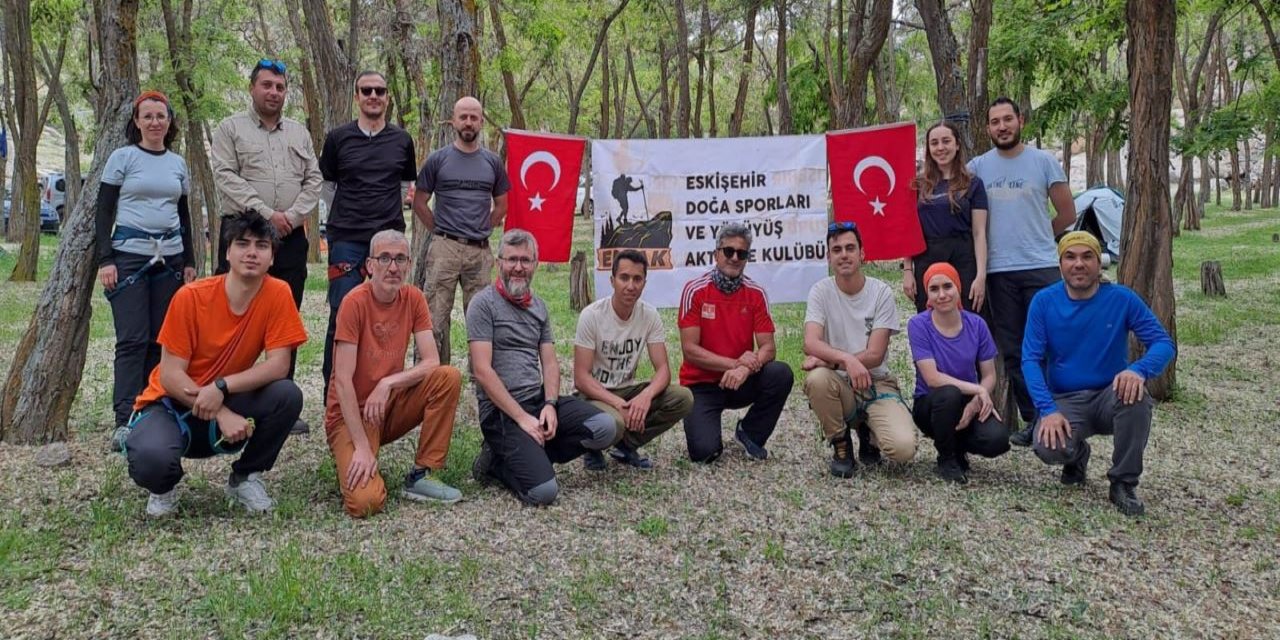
top-left (907, 310), bottom-right (998, 398)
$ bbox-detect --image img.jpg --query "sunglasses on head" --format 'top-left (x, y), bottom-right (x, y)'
top-left (719, 247), bottom-right (750, 261)
top-left (254, 59), bottom-right (287, 75)
top-left (359, 85), bottom-right (388, 97)
top-left (827, 221), bottom-right (858, 238)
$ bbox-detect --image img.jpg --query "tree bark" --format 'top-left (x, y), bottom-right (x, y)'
top-left (4, 0), bottom-right (44, 280)
top-left (565, 0), bottom-right (631, 135)
top-left (301, 0), bottom-right (356, 134)
top-left (658, 40), bottom-right (672, 137)
top-left (0, 0), bottom-right (141, 443)
top-left (282, 0), bottom-right (323, 262)
top-left (914, 0), bottom-right (971, 151)
top-left (625, 42), bottom-right (655, 137)
top-left (871, 18), bottom-right (900, 124)
top-left (842, 0), bottom-right (892, 128)
top-left (1173, 9), bottom-right (1222, 231)
top-left (774, 0), bottom-right (792, 134)
top-left (488, 0), bottom-right (525, 130)
top-left (966, 0), bottom-right (992, 156)
top-left (1260, 124), bottom-right (1274, 209)
top-left (691, 0), bottom-right (711, 138)
top-left (728, 0), bottom-right (758, 137)
top-left (673, 0), bottom-right (693, 137)
top-left (159, 0), bottom-right (213, 274)
top-left (599, 36), bottom-right (611, 139)
top-left (1119, 0), bottom-right (1177, 400)
top-left (36, 41), bottom-right (81, 222)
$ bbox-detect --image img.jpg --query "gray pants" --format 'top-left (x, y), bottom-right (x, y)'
top-left (1032, 387), bottom-right (1153, 486)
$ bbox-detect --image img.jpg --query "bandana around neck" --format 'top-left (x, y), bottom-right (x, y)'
top-left (495, 276), bottom-right (532, 309)
top-left (711, 268), bottom-right (743, 295)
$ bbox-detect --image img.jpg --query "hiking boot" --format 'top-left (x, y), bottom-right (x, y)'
top-left (1010, 424), bottom-right (1034, 447)
top-left (1060, 441), bottom-right (1090, 486)
top-left (855, 423), bottom-right (881, 467)
top-left (1109, 482), bottom-right (1146, 517)
top-left (735, 422), bottom-right (768, 460)
top-left (957, 452), bottom-right (971, 473)
top-left (289, 419), bottom-right (310, 436)
top-left (582, 449), bottom-right (608, 471)
top-left (402, 468), bottom-right (462, 504)
top-left (110, 425), bottom-right (131, 453)
top-left (146, 488), bottom-right (178, 518)
top-left (471, 442), bottom-right (498, 486)
top-left (935, 458), bottom-right (968, 484)
top-left (828, 432), bottom-right (855, 479)
top-left (225, 472), bottom-right (275, 513)
top-left (608, 444), bottom-right (654, 470)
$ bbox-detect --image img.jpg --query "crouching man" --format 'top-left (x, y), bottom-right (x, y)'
top-left (1025, 232), bottom-right (1175, 516)
top-left (468, 230), bottom-right (615, 505)
top-left (126, 212), bottom-right (307, 517)
top-left (326, 230), bottom-right (464, 518)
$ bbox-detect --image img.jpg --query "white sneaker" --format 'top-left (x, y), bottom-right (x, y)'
top-left (225, 472), bottom-right (275, 513)
top-left (146, 488), bottom-right (178, 518)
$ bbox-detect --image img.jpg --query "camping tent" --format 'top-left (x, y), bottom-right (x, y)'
top-left (1071, 186), bottom-right (1124, 261)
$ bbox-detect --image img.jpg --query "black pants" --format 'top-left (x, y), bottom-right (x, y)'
top-left (125, 379), bottom-right (303, 494)
top-left (986, 267), bottom-right (1061, 422)
top-left (910, 234), bottom-right (978, 313)
top-left (479, 394), bottom-right (614, 506)
top-left (684, 361), bottom-right (794, 462)
top-left (911, 385), bottom-right (1010, 462)
top-left (108, 250), bottom-right (186, 428)
top-left (217, 224), bottom-right (307, 378)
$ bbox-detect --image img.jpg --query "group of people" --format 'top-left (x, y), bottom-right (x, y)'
top-left (97, 59), bottom-right (1174, 521)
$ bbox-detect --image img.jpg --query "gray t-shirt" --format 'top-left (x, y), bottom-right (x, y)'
top-left (466, 285), bottom-right (554, 415)
top-left (967, 146), bottom-right (1067, 273)
top-left (416, 145), bottom-right (511, 241)
top-left (804, 276), bottom-right (899, 379)
top-left (102, 145), bottom-right (189, 257)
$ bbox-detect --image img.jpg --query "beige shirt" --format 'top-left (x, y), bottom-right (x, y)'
top-left (210, 107), bottom-right (322, 224)
top-left (573, 296), bottom-right (666, 389)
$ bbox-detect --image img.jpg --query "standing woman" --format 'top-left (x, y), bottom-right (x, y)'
top-left (902, 122), bottom-right (989, 313)
top-left (907, 263), bottom-right (1009, 484)
top-left (98, 91), bottom-right (197, 442)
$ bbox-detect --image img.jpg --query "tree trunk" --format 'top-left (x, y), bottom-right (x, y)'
top-left (871, 19), bottom-right (900, 124)
top-left (0, 0), bottom-right (141, 444)
top-left (691, 0), bottom-right (711, 138)
top-left (673, 0), bottom-right (692, 137)
top-left (915, 0), bottom-right (972, 152)
top-left (966, 0), bottom-right (993, 156)
top-left (1085, 118), bottom-right (1105, 187)
top-left (774, 0), bottom-right (792, 134)
top-left (837, 0), bottom-right (891, 129)
top-left (613, 36), bottom-right (626, 137)
top-left (159, 0), bottom-right (213, 274)
top-left (1260, 124), bottom-right (1274, 209)
top-left (565, 0), bottom-right (631, 135)
top-left (1173, 10), bottom-right (1222, 231)
top-left (282, 0), bottom-right (323, 263)
top-left (599, 36), bottom-right (611, 138)
top-left (36, 41), bottom-right (81, 222)
top-left (1243, 136), bottom-right (1253, 210)
top-left (728, 1), bottom-right (758, 137)
top-left (1200, 261), bottom-right (1225, 296)
top-left (301, 0), bottom-right (356, 134)
top-left (1119, 0), bottom-right (1177, 400)
top-left (625, 42), bottom-right (655, 137)
top-left (1062, 136), bottom-right (1073, 181)
top-left (488, 0), bottom-right (524, 130)
top-left (658, 41), bottom-right (672, 137)
top-left (4, 0), bottom-right (44, 280)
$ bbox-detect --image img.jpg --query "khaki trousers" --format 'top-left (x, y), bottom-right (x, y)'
top-left (424, 236), bottom-right (494, 365)
top-left (579, 382), bottom-right (694, 449)
top-left (803, 367), bottom-right (918, 463)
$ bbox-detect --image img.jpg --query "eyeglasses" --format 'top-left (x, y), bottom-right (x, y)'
top-left (359, 86), bottom-right (388, 97)
top-left (254, 59), bottom-right (287, 75)
top-left (719, 247), bottom-right (750, 261)
top-left (500, 256), bottom-right (535, 267)
top-left (370, 254), bottom-right (410, 267)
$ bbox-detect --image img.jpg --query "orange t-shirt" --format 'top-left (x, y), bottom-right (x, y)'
top-left (134, 275), bottom-right (309, 409)
top-left (324, 282), bottom-right (432, 428)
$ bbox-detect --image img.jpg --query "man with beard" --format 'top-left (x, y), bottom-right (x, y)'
top-left (803, 222), bottom-right (917, 478)
top-left (677, 223), bottom-right (794, 463)
top-left (211, 59), bottom-right (322, 435)
top-left (414, 96), bottom-right (510, 365)
top-left (319, 71), bottom-right (418, 398)
top-left (1024, 232), bottom-right (1174, 516)
top-left (968, 97), bottom-right (1076, 446)
top-left (467, 230), bottom-right (615, 506)
top-left (326, 230), bottom-right (464, 517)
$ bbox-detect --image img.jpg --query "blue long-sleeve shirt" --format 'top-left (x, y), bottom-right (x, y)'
top-left (1022, 282), bottom-right (1176, 416)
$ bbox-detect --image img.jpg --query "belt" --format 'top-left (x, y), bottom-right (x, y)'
top-left (434, 230), bottom-right (489, 248)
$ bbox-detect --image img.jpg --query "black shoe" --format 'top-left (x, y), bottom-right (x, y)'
top-left (957, 452), bottom-right (971, 473)
top-left (582, 449), bottom-right (607, 471)
top-left (735, 422), bottom-right (769, 460)
top-left (935, 458), bottom-right (968, 484)
top-left (471, 442), bottom-right (497, 486)
top-left (289, 419), bottom-right (310, 436)
top-left (608, 445), bottom-right (654, 469)
top-left (1060, 441), bottom-right (1090, 486)
top-left (828, 431), bottom-right (855, 479)
top-left (854, 423), bottom-right (881, 467)
top-left (1109, 482), bottom-right (1146, 517)
top-left (1010, 424), bottom-right (1034, 447)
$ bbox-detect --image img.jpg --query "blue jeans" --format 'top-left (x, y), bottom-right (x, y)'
top-left (322, 241), bottom-right (369, 397)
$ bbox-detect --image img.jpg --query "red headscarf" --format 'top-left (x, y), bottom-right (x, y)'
top-left (922, 262), bottom-right (963, 310)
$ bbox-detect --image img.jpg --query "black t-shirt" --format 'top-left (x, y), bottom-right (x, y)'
top-left (915, 177), bottom-right (988, 239)
top-left (319, 121), bottom-right (417, 244)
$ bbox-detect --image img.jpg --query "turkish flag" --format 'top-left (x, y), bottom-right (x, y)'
top-left (826, 123), bottom-right (924, 261)
top-left (503, 129), bottom-right (586, 263)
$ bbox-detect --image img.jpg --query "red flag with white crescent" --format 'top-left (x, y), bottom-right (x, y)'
top-left (826, 123), bottom-right (924, 261)
top-left (503, 129), bottom-right (586, 263)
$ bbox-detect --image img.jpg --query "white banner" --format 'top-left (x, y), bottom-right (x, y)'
top-left (590, 135), bottom-right (830, 308)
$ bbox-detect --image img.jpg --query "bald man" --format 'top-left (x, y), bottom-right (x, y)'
top-left (413, 97), bottom-right (510, 365)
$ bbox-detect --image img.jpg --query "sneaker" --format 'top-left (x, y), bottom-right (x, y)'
top-left (1010, 424), bottom-right (1034, 447)
top-left (735, 422), bottom-right (768, 460)
top-left (471, 442), bottom-right (498, 486)
top-left (608, 445), bottom-right (654, 470)
top-left (402, 469), bottom-right (462, 504)
top-left (855, 423), bottom-right (881, 467)
top-left (957, 452), bottom-right (971, 473)
top-left (935, 458), bottom-right (968, 484)
top-left (146, 488), bottom-right (178, 518)
top-left (1060, 441), bottom-right (1090, 486)
top-left (828, 431), bottom-right (855, 479)
top-left (1109, 482), bottom-right (1146, 517)
top-left (225, 472), bottom-right (275, 513)
top-left (582, 449), bottom-right (608, 471)
top-left (110, 426), bottom-right (131, 453)
top-left (289, 419), bottom-right (310, 436)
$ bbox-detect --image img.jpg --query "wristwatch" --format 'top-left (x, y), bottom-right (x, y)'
top-left (214, 378), bottom-right (229, 396)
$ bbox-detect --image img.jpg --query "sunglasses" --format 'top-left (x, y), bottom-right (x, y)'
top-left (254, 59), bottom-right (287, 75)
top-left (719, 247), bottom-right (750, 261)
top-left (359, 86), bottom-right (388, 97)
top-left (827, 221), bottom-right (859, 238)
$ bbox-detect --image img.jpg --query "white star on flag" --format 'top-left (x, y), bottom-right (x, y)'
top-left (870, 196), bottom-right (887, 216)
top-left (528, 192), bottom-right (546, 211)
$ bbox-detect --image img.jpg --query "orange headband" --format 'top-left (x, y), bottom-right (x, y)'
top-left (133, 90), bottom-right (170, 110)
top-left (922, 262), bottom-right (963, 310)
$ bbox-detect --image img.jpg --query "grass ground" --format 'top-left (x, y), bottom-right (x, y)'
top-left (0, 205), bottom-right (1278, 639)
